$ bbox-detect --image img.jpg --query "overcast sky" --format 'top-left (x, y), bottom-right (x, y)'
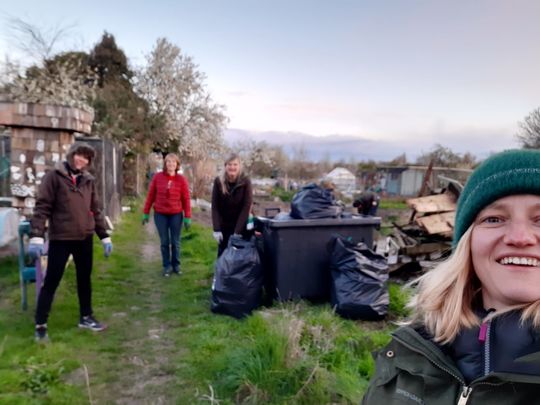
top-left (1, 0), bottom-right (539, 160)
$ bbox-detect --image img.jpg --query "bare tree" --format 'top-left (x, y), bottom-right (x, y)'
top-left (271, 145), bottom-right (290, 177)
top-left (187, 159), bottom-right (216, 200)
top-left (318, 152), bottom-right (333, 175)
top-left (389, 153), bottom-right (407, 165)
top-left (415, 144), bottom-right (476, 168)
top-left (5, 17), bottom-right (74, 62)
top-left (1, 18), bottom-right (94, 110)
top-left (516, 107), bottom-right (540, 148)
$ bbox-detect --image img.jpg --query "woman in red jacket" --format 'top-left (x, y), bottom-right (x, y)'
top-left (143, 153), bottom-right (191, 277)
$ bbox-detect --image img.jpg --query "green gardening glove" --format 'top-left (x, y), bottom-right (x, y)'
top-left (183, 217), bottom-right (192, 230)
top-left (142, 213), bottom-right (149, 225)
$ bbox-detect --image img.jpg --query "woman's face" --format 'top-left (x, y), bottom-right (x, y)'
top-left (73, 154), bottom-right (89, 170)
top-left (225, 158), bottom-right (240, 180)
top-left (471, 194), bottom-right (540, 310)
top-left (165, 158), bottom-right (178, 173)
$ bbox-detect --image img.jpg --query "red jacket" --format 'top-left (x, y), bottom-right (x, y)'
top-left (143, 172), bottom-right (191, 217)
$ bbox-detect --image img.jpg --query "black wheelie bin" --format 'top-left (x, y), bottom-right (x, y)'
top-left (255, 215), bottom-right (381, 302)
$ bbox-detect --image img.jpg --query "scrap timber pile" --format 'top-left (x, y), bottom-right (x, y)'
top-left (381, 184), bottom-right (461, 276)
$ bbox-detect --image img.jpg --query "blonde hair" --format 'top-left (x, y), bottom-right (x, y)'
top-left (407, 225), bottom-right (540, 343)
top-left (162, 153), bottom-right (181, 172)
top-left (220, 153), bottom-right (242, 195)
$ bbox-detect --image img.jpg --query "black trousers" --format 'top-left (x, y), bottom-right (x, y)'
top-left (35, 236), bottom-right (94, 325)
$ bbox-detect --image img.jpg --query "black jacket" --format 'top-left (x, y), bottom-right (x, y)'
top-left (211, 175), bottom-right (253, 235)
top-left (442, 310), bottom-right (540, 383)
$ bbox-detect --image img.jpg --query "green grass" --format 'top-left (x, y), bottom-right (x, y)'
top-left (378, 198), bottom-right (408, 210)
top-left (271, 187), bottom-right (296, 203)
top-left (0, 203), bottom-right (408, 404)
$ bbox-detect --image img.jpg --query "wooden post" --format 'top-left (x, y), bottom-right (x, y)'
top-left (409, 158), bottom-right (434, 223)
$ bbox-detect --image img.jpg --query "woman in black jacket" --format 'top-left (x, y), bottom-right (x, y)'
top-left (211, 153), bottom-right (253, 257)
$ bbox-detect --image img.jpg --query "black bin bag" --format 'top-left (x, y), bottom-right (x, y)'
top-left (290, 183), bottom-right (341, 219)
top-left (329, 236), bottom-right (389, 320)
top-left (211, 236), bottom-right (263, 319)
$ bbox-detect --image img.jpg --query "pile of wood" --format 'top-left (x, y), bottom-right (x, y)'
top-left (407, 189), bottom-right (457, 238)
top-left (381, 185), bottom-right (461, 275)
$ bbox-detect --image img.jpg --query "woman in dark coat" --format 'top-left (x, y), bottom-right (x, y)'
top-left (211, 153), bottom-right (253, 257)
top-left (30, 142), bottom-right (112, 341)
top-left (362, 149), bottom-right (540, 404)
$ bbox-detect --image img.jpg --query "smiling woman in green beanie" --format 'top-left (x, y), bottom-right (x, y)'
top-left (362, 149), bottom-right (540, 405)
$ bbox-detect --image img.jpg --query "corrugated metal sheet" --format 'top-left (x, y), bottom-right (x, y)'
top-left (400, 169), bottom-right (426, 196)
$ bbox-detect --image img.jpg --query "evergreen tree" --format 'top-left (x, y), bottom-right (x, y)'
top-left (89, 32), bottom-right (162, 153)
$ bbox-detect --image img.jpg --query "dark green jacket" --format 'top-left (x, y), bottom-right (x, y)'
top-left (362, 326), bottom-right (540, 405)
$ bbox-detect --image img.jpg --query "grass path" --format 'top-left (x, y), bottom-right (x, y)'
top-left (74, 211), bottom-right (222, 404)
top-left (0, 207), bottom-right (220, 404)
top-left (95, 221), bottom-right (176, 404)
top-left (0, 205), bottom-right (403, 404)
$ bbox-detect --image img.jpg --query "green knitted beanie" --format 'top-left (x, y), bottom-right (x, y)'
top-left (453, 149), bottom-right (540, 245)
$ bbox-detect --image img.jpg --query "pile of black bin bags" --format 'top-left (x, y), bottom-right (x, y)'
top-left (211, 235), bottom-right (263, 319)
top-left (210, 183), bottom-right (389, 321)
top-left (329, 236), bottom-right (389, 320)
top-left (290, 183), bottom-right (342, 219)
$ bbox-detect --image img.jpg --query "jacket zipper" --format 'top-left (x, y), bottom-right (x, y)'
top-left (478, 310), bottom-right (495, 377)
top-left (456, 386), bottom-right (471, 405)
top-left (483, 320), bottom-right (492, 376)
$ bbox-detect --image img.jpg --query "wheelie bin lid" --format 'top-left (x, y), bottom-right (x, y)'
top-left (255, 215), bottom-right (381, 228)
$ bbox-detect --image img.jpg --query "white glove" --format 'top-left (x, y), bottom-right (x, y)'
top-left (101, 237), bottom-right (113, 258)
top-left (212, 231), bottom-right (223, 243)
top-left (28, 237), bottom-right (45, 258)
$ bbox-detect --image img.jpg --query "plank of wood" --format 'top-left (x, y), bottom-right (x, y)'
top-left (416, 212), bottom-right (455, 234)
top-left (407, 193), bottom-right (456, 213)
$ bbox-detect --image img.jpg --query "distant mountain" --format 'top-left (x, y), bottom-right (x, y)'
top-left (224, 128), bottom-right (518, 163)
top-left (224, 129), bottom-right (410, 162)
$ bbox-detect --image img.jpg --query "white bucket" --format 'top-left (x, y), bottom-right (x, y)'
top-left (0, 208), bottom-right (20, 247)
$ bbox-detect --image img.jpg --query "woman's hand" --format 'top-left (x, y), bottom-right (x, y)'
top-left (142, 214), bottom-right (149, 225)
top-left (101, 237), bottom-right (113, 258)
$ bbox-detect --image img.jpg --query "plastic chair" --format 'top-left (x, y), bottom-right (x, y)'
top-left (18, 221), bottom-right (47, 310)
